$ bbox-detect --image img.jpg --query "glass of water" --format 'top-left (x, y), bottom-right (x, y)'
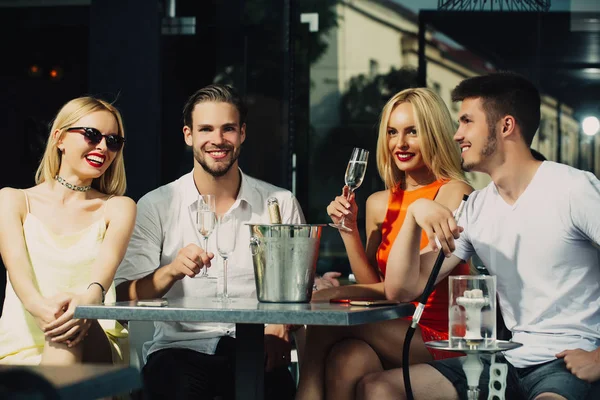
top-left (197, 194), bottom-right (216, 278)
top-left (216, 214), bottom-right (237, 300)
top-left (329, 147), bottom-right (369, 232)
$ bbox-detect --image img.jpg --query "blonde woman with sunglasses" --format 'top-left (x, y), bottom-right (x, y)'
top-left (0, 96), bottom-right (135, 365)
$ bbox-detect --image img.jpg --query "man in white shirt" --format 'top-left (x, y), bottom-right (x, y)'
top-left (358, 73), bottom-right (600, 400)
top-left (115, 84), bottom-right (303, 400)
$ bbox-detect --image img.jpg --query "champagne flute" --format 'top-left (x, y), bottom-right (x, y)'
top-left (196, 194), bottom-right (216, 278)
top-left (329, 147), bottom-right (369, 232)
top-left (216, 214), bottom-right (237, 300)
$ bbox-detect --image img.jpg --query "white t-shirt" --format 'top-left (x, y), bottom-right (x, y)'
top-left (115, 170), bottom-right (305, 360)
top-left (454, 161), bottom-right (600, 368)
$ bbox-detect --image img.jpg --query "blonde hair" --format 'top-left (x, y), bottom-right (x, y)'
top-left (35, 97), bottom-right (127, 196)
top-left (376, 87), bottom-right (465, 190)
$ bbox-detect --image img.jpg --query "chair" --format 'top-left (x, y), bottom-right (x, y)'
top-left (128, 321), bottom-right (155, 371)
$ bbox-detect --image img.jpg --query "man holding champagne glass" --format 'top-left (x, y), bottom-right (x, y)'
top-left (115, 84), bottom-right (306, 400)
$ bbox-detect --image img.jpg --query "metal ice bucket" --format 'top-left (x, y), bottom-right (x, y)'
top-left (247, 223), bottom-right (325, 303)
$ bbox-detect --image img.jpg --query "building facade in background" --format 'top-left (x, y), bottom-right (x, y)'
top-left (310, 0), bottom-right (593, 191)
top-left (308, 0), bottom-right (597, 271)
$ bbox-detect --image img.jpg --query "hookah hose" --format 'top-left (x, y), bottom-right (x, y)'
top-left (403, 194), bottom-right (469, 400)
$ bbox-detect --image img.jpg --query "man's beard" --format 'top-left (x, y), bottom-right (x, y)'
top-left (462, 127), bottom-right (498, 172)
top-left (194, 145), bottom-right (241, 178)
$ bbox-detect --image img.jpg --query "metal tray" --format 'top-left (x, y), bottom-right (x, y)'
top-left (425, 340), bottom-right (522, 354)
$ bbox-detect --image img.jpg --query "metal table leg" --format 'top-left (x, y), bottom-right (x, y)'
top-left (235, 323), bottom-right (264, 400)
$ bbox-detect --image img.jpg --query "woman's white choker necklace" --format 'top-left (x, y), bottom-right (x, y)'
top-left (54, 175), bottom-right (92, 192)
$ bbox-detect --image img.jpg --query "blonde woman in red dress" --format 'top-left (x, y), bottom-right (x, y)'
top-left (296, 88), bottom-right (473, 400)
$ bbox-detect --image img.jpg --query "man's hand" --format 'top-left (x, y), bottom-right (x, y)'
top-left (408, 198), bottom-right (462, 256)
top-left (315, 271), bottom-right (342, 291)
top-left (557, 349), bottom-right (600, 383)
top-left (167, 244), bottom-right (214, 280)
top-left (264, 324), bottom-right (292, 372)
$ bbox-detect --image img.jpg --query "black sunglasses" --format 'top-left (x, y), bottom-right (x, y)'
top-left (66, 127), bottom-right (125, 152)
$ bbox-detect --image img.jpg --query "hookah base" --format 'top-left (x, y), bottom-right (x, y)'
top-left (467, 387), bottom-right (480, 400)
top-left (425, 340), bottom-right (522, 354)
top-left (424, 340), bottom-right (522, 400)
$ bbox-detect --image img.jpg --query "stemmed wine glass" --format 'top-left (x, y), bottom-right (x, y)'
top-left (216, 214), bottom-right (237, 300)
top-left (196, 194), bottom-right (216, 278)
top-left (329, 147), bottom-right (369, 232)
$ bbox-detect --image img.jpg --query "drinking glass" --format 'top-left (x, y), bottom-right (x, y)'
top-left (449, 275), bottom-right (497, 349)
top-left (196, 194), bottom-right (216, 278)
top-left (329, 147), bottom-right (369, 232)
top-left (216, 214), bottom-right (237, 300)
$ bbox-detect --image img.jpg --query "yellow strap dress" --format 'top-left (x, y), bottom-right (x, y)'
top-left (0, 191), bottom-right (127, 365)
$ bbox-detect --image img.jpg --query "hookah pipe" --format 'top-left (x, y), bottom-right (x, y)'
top-left (455, 290), bottom-right (490, 400)
top-left (456, 290), bottom-right (489, 340)
top-left (403, 194), bottom-right (469, 400)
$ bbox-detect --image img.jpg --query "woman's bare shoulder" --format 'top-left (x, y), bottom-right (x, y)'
top-left (23, 182), bottom-right (53, 198)
top-left (366, 189), bottom-right (390, 207)
top-left (0, 187), bottom-right (22, 197)
top-left (436, 180), bottom-right (474, 209)
top-left (105, 194), bottom-right (135, 204)
top-left (440, 180), bottom-right (473, 196)
top-left (105, 195), bottom-right (136, 223)
top-left (365, 190), bottom-right (390, 226)
top-left (105, 195), bottom-right (136, 212)
top-left (0, 187), bottom-right (29, 215)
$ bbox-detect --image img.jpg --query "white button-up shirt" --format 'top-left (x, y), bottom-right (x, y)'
top-left (115, 170), bottom-right (305, 359)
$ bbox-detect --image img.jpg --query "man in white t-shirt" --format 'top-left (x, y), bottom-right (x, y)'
top-left (114, 84), bottom-right (306, 400)
top-left (358, 72), bottom-right (600, 400)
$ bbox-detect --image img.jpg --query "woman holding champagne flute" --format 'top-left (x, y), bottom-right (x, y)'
top-left (328, 147), bottom-right (369, 232)
top-left (296, 88), bottom-right (473, 400)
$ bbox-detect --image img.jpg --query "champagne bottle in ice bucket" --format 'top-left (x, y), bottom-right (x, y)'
top-left (267, 197), bottom-right (282, 224)
top-left (267, 197), bottom-right (282, 240)
top-left (249, 197), bottom-right (280, 279)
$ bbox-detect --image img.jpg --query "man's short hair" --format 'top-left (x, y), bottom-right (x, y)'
top-left (451, 72), bottom-right (541, 146)
top-left (531, 148), bottom-right (547, 161)
top-left (183, 84), bottom-right (248, 128)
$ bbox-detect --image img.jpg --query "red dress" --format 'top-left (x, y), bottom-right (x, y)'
top-left (375, 179), bottom-right (470, 360)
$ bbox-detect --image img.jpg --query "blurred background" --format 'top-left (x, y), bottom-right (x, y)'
top-left (0, 0), bottom-right (598, 294)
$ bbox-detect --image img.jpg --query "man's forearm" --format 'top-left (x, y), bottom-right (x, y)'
top-left (117, 266), bottom-right (177, 301)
